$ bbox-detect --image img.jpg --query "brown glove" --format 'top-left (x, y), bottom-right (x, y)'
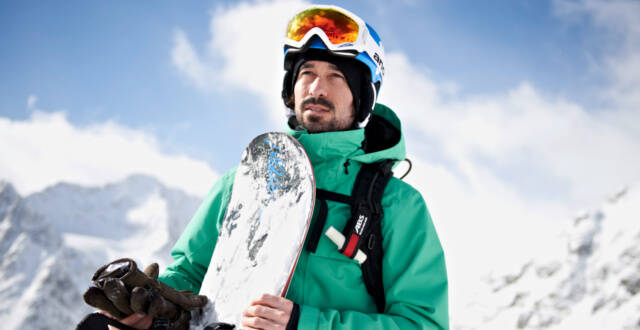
top-left (83, 258), bottom-right (208, 330)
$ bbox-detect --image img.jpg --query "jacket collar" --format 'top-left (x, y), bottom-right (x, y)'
top-left (286, 103), bottom-right (406, 167)
top-left (287, 128), bottom-right (366, 166)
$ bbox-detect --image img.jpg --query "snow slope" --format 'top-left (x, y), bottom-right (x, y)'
top-left (0, 175), bottom-right (202, 329)
top-left (457, 184), bottom-right (640, 330)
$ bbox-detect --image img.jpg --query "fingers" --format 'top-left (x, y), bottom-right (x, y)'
top-left (84, 286), bottom-right (127, 319)
top-left (176, 290), bottom-right (209, 310)
top-left (103, 278), bottom-right (134, 315)
top-left (98, 311), bottom-right (152, 330)
top-left (148, 293), bottom-right (179, 319)
top-left (241, 294), bottom-right (293, 330)
top-left (129, 286), bottom-right (179, 319)
top-left (241, 313), bottom-right (282, 330)
top-left (250, 293), bottom-right (293, 313)
top-left (143, 263), bottom-right (159, 279)
top-left (128, 313), bottom-right (153, 329)
top-left (244, 304), bottom-right (289, 324)
top-left (130, 287), bottom-right (151, 314)
top-left (251, 293), bottom-right (293, 312)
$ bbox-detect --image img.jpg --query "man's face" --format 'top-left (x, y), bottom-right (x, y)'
top-left (293, 60), bottom-right (355, 133)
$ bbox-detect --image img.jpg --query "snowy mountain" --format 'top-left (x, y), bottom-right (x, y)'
top-left (2, 175), bottom-right (638, 329)
top-left (458, 185), bottom-right (640, 330)
top-left (0, 175), bottom-right (202, 329)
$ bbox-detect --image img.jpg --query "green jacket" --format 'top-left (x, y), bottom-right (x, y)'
top-left (159, 104), bottom-right (449, 329)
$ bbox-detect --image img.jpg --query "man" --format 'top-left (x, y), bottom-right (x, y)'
top-left (100, 4), bottom-right (448, 329)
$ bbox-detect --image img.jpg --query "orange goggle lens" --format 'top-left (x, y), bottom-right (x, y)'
top-left (286, 8), bottom-right (360, 45)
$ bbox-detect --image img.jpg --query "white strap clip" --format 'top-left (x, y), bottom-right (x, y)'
top-left (325, 226), bottom-right (367, 264)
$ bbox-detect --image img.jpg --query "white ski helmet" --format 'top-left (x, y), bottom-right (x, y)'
top-left (282, 5), bottom-right (385, 128)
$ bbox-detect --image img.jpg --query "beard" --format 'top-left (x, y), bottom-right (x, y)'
top-left (296, 96), bottom-right (354, 133)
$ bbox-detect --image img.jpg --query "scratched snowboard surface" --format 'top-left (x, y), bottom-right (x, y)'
top-left (191, 132), bottom-right (315, 329)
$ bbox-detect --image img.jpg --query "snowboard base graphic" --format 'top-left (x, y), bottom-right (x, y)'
top-left (190, 132), bottom-right (315, 329)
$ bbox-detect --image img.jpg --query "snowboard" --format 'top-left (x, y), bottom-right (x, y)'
top-left (190, 132), bottom-right (315, 329)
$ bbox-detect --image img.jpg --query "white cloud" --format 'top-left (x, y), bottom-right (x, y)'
top-left (381, 47), bottom-right (640, 311)
top-left (383, 52), bottom-right (640, 207)
top-left (554, 0), bottom-right (640, 110)
top-left (171, 0), bottom-right (308, 124)
top-left (171, 29), bottom-right (212, 90)
top-left (27, 95), bottom-right (38, 110)
top-left (170, 0), bottom-right (640, 321)
top-left (0, 106), bottom-right (218, 197)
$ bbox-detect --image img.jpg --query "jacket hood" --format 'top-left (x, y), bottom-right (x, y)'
top-left (356, 103), bottom-right (405, 164)
top-left (287, 103), bottom-right (405, 166)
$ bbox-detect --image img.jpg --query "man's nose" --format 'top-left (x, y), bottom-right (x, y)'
top-left (308, 77), bottom-right (328, 98)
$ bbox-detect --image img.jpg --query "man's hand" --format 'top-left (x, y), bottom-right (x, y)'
top-left (83, 258), bottom-right (207, 329)
top-left (241, 294), bottom-right (293, 330)
top-left (114, 313), bottom-right (153, 330)
top-left (98, 310), bottom-right (153, 330)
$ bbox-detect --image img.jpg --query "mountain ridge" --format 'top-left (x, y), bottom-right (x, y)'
top-left (0, 174), bottom-right (202, 329)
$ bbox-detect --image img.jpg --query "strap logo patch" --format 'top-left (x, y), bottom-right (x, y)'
top-left (355, 214), bottom-right (368, 235)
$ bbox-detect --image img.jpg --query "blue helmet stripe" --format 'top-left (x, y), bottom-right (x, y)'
top-left (365, 23), bottom-right (382, 46)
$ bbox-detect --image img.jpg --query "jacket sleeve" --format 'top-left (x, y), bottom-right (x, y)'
top-left (297, 186), bottom-right (449, 329)
top-left (158, 168), bottom-right (236, 293)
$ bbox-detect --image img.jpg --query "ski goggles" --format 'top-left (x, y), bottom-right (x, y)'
top-left (284, 5), bottom-right (383, 58)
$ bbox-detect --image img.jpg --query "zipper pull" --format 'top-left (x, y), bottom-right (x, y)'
top-left (343, 159), bottom-right (350, 174)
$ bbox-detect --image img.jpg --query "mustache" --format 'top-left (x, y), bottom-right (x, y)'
top-left (300, 97), bottom-right (335, 111)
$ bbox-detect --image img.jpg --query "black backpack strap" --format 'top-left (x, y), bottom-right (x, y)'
top-left (317, 189), bottom-right (351, 204)
top-left (306, 189), bottom-right (351, 253)
top-left (340, 160), bottom-right (394, 313)
top-left (339, 161), bottom-right (393, 259)
top-left (307, 160), bottom-right (395, 313)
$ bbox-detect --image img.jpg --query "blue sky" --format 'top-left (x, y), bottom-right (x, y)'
top-left (0, 0), bottom-right (615, 170)
top-left (2, 0), bottom-right (639, 321)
